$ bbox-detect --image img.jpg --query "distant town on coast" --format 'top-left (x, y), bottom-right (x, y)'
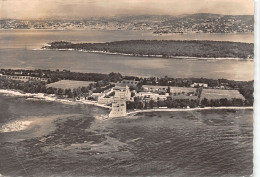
top-left (0, 14), bottom-right (254, 34)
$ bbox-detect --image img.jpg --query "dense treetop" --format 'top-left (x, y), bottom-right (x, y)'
top-left (44, 40), bottom-right (254, 59)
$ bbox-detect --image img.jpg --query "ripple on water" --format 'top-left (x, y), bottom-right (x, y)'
top-left (0, 101), bottom-right (253, 177)
top-left (0, 120), bottom-right (32, 133)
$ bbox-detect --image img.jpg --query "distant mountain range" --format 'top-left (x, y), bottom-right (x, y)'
top-left (0, 13), bottom-right (254, 34)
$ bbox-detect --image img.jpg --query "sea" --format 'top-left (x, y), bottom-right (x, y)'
top-left (0, 30), bottom-right (254, 81)
top-left (0, 94), bottom-right (253, 176)
top-left (0, 29), bottom-right (254, 176)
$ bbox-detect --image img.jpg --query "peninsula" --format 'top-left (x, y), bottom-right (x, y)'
top-left (0, 69), bottom-right (254, 118)
top-left (42, 40), bottom-right (254, 59)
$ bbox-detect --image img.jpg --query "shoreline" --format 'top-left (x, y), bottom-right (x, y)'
top-left (39, 48), bottom-right (254, 61)
top-left (0, 89), bottom-right (253, 116)
top-left (127, 106), bottom-right (253, 115)
top-left (0, 89), bottom-right (111, 109)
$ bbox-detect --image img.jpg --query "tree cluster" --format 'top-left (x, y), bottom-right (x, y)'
top-left (45, 40), bottom-right (254, 59)
top-left (0, 78), bottom-right (90, 99)
top-left (0, 69), bottom-right (123, 83)
top-left (0, 69), bottom-right (254, 106)
top-left (127, 97), bottom-right (199, 110)
top-left (200, 98), bottom-right (247, 107)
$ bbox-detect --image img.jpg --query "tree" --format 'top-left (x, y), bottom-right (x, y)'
top-left (157, 100), bottom-right (166, 107)
top-left (65, 89), bottom-right (73, 98)
top-left (47, 87), bottom-right (55, 94)
top-left (73, 89), bottom-right (78, 98)
top-left (57, 88), bottom-right (64, 96)
top-left (201, 98), bottom-right (209, 106)
top-left (167, 86), bottom-right (171, 94)
top-left (149, 100), bottom-right (155, 108)
top-left (137, 101), bottom-right (144, 109)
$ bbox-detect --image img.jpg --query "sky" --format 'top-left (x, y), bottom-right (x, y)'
top-left (0, 0), bottom-right (255, 19)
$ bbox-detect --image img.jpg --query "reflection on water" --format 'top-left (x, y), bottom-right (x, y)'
top-left (0, 95), bottom-right (253, 176)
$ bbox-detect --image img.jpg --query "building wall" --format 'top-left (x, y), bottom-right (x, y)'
top-left (137, 92), bottom-right (169, 100)
top-left (0, 75), bottom-right (48, 82)
top-left (98, 97), bottom-right (113, 104)
top-left (108, 86), bottom-right (131, 118)
top-left (190, 83), bottom-right (208, 88)
top-left (142, 85), bottom-right (169, 92)
top-left (116, 80), bottom-right (139, 87)
top-left (109, 100), bottom-right (127, 118)
top-left (113, 86), bottom-right (131, 101)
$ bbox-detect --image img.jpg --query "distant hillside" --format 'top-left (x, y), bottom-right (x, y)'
top-left (155, 13), bottom-right (253, 33)
top-left (43, 40), bottom-right (254, 59)
top-left (0, 13), bottom-right (254, 33)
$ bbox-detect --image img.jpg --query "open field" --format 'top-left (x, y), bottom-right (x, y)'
top-left (170, 87), bottom-right (198, 99)
top-left (170, 94), bottom-right (198, 100)
top-left (201, 89), bottom-right (245, 100)
top-left (170, 87), bottom-right (197, 93)
top-left (47, 80), bottom-right (95, 89)
top-left (143, 86), bottom-right (198, 99)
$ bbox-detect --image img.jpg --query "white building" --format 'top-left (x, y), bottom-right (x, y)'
top-left (0, 74), bottom-right (48, 82)
top-left (142, 85), bottom-right (169, 92)
top-left (203, 83), bottom-right (208, 88)
top-left (190, 83), bottom-right (208, 88)
top-left (98, 96), bottom-right (114, 104)
top-left (109, 98), bottom-right (127, 118)
top-left (116, 80), bottom-right (139, 87)
top-left (97, 88), bottom-right (114, 104)
top-left (137, 92), bottom-right (169, 101)
top-left (113, 86), bottom-right (131, 101)
top-left (91, 93), bottom-right (102, 100)
top-left (109, 86), bottom-right (131, 118)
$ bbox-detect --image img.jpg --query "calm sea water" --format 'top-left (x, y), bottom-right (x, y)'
top-left (0, 30), bottom-right (254, 81)
top-left (0, 94), bottom-right (253, 176)
top-left (0, 30), bottom-right (254, 176)
top-left (0, 30), bottom-right (254, 49)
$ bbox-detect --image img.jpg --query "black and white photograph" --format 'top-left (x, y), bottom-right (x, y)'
top-left (0, 0), bottom-right (256, 176)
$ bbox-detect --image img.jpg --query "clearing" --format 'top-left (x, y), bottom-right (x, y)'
top-left (201, 89), bottom-right (245, 100)
top-left (47, 80), bottom-right (95, 89)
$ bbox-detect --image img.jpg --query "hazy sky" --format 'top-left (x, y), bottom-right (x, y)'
top-left (0, 0), bottom-right (254, 19)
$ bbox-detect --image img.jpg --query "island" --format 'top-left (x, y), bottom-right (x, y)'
top-left (0, 69), bottom-right (254, 118)
top-left (42, 40), bottom-right (254, 59)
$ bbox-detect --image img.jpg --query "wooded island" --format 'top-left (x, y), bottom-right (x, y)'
top-left (43, 40), bottom-right (254, 59)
